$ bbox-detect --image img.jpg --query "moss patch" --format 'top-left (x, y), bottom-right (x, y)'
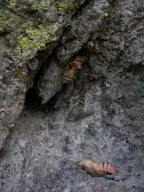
top-left (0, 10), bottom-right (12, 32)
top-left (17, 26), bottom-right (52, 57)
top-left (10, 0), bottom-right (17, 6)
top-left (55, 0), bottom-right (78, 15)
top-left (98, 12), bottom-right (108, 19)
top-left (55, 1), bottom-right (70, 15)
top-left (26, 0), bottom-right (49, 12)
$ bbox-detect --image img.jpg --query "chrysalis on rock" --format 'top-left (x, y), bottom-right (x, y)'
top-left (63, 56), bottom-right (85, 83)
top-left (78, 158), bottom-right (116, 177)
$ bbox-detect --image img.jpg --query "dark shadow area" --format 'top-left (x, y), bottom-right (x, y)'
top-left (25, 87), bottom-right (42, 110)
top-left (24, 85), bottom-right (67, 113)
top-left (24, 46), bottom-right (59, 111)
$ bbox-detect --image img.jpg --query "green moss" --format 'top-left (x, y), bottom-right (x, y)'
top-left (32, 2), bottom-right (43, 10)
top-left (0, 10), bottom-right (10, 30)
top-left (55, 1), bottom-right (73, 15)
top-left (17, 26), bottom-right (52, 57)
top-left (28, 1), bottom-right (48, 11)
top-left (10, 0), bottom-right (17, 6)
top-left (0, 10), bottom-right (14, 33)
top-left (0, 15), bottom-right (8, 28)
top-left (98, 12), bottom-right (108, 19)
top-left (43, 7), bottom-right (48, 11)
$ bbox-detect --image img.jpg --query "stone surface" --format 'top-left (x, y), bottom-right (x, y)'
top-left (0, 0), bottom-right (86, 150)
top-left (0, 0), bottom-right (144, 191)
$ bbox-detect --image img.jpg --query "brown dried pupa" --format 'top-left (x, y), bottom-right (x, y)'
top-left (78, 158), bottom-right (116, 177)
top-left (63, 56), bottom-right (85, 83)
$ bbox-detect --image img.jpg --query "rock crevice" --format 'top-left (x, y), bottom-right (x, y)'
top-left (0, 0), bottom-right (144, 191)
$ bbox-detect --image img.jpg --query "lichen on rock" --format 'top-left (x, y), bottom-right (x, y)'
top-left (17, 26), bottom-right (52, 57)
top-left (0, 0), bottom-right (144, 191)
top-left (0, 0), bottom-right (88, 151)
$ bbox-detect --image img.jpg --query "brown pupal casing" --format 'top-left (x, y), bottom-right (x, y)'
top-left (63, 56), bottom-right (85, 83)
top-left (78, 158), bottom-right (116, 177)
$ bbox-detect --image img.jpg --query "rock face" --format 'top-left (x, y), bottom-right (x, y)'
top-left (0, 0), bottom-right (144, 191)
top-left (0, 0), bottom-right (86, 150)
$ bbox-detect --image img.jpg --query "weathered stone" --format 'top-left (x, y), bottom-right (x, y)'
top-left (0, 0), bottom-right (86, 150)
top-left (0, 0), bottom-right (144, 191)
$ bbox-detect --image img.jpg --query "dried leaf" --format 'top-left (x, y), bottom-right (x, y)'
top-left (78, 158), bottom-right (116, 177)
top-left (63, 56), bottom-right (85, 83)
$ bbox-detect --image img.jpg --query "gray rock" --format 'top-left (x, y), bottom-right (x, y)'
top-left (18, 138), bottom-right (28, 149)
top-left (0, 0), bottom-right (144, 191)
top-left (0, 0), bottom-right (86, 149)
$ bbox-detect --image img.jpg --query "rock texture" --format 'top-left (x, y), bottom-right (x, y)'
top-left (0, 0), bottom-right (144, 191)
top-left (0, 0), bottom-right (86, 149)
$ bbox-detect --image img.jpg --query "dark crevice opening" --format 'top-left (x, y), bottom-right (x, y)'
top-left (25, 85), bottom-right (62, 112)
top-left (24, 43), bottom-right (90, 112)
top-left (25, 87), bottom-right (41, 110)
top-left (24, 44), bottom-right (60, 111)
top-left (25, 63), bottom-right (52, 111)
top-left (25, 84), bottom-right (67, 113)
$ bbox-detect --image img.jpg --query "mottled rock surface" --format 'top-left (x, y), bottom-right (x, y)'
top-left (0, 0), bottom-right (86, 150)
top-left (0, 0), bottom-right (144, 191)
